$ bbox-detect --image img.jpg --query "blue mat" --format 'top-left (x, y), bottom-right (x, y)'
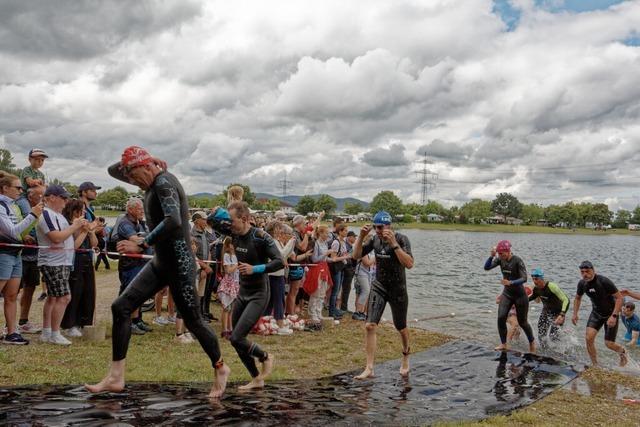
top-left (0, 340), bottom-right (578, 425)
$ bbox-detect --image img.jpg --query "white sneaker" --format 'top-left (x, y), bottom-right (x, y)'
top-left (18, 323), bottom-right (42, 334)
top-left (174, 334), bottom-right (193, 344)
top-left (277, 327), bottom-right (294, 336)
top-left (153, 316), bottom-right (169, 326)
top-left (166, 316), bottom-right (176, 324)
top-left (64, 327), bottom-right (82, 337)
top-left (40, 333), bottom-right (51, 343)
top-left (49, 334), bottom-right (72, 346)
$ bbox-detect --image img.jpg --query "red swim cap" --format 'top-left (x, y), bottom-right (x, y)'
top-left (121, 146), bottom-right (153, 169)
top-left (496, 240), bottom-right (511, 253)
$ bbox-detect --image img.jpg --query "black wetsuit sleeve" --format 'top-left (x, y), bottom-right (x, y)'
top-left (261, 231), bottom-right (284, 273)
top-left (107, 162), bottom-right (131, 184)
top-left (576, 281), bottom-right (585, 296)
top-left (144, 176), bottom-right (182, 246)
top-left (397, 233), bottom-right (412, 257)
top-left (484, 256), bottom-right (499, 271)
top-left (361, 238), bottom-right (375, 256)
top-left (529, 288), bottom-right (538, 301)
top-left (510, 257), bottom-right (527, 286)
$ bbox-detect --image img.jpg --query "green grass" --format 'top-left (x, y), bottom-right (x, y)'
top-left (94, 210), bottom-right (124, 218)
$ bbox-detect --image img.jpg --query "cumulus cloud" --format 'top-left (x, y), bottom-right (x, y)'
top-left (1, 0), bottom-right (640, 208)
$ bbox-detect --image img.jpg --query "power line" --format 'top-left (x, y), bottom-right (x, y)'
top-left (415, 152), bottom-right (438, 205)
top-left (277, 171), bottom-right (293, 197)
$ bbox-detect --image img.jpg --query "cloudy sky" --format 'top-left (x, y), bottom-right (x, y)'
top-left (2, 0), bottom-right (640, 209)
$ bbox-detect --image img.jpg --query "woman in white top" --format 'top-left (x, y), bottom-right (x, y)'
top-left (0, 171), bottom-right (43, 345)
top-left (265, 222), bottom-right (296, 335)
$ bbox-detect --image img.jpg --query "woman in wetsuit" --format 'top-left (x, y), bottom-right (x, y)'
top-left (86, 146), bottom-right (230, 398)
top-left (484, 240), bottom-right (536, 353)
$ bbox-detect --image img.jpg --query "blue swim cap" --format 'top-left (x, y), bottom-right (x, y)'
top-left (531, 268), bottom-right (544, 278)
top-left (372, 211), bottom-right (392, 225)
top-left (207, 208), bottom-right (232, 235)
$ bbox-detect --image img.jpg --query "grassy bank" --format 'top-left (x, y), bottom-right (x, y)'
top-left (390, 222), bottom-right (637, 236)
top-left (3, 269), bottom-right (640, 425)
top-left (0, 269), bottom-right (449, 385)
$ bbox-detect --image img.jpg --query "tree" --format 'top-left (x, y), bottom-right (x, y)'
top-left (188, 196), bottom-right (213, 209)
top-left (460, 199), bottom-right (491, 224)
top-left (613, 209), bottom-right (632, 228)
top-left (296, 195), bottom-right (316, 215)
top-left (424, 200), bottom-right (446, 215)
top-left (223, 183), bottom-right (255, 206)
top-left (632, 205), bottom-right (640, 224)
top-left (0, 149), bottom-right (18, 175)
top-left (403, 203), bottom-right (424, 216)
top-left (95, 186), bottom-right (129, 210)
top-left (254, 198), bottom-right (282, 211)
top-left (491, 193), bottom-right (522, 221)
top-left (586, 203), bottom-right (613, 226)
top-left (369, 191), bottom-right (403, 216)
top-left (49, 178), bottom-right (78, 196)
top-left (521, 203), bottom-right (544, 225)
top-left (315, 194), bottom-right (337, 214)
top-left (344, 202), bottom-right (363, 215)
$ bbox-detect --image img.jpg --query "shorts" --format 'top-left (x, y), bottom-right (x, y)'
top-left (40, 265), bottom-right (72, 297)
top-left (587, 311), bottom-right (618, 342)
top-left (366, 280), bottom-right (408, 330)
top-left (288, 266), bottom-right (304, 281)
top-left (20, 260), bottom-right (40, 288)
top-left (0, 253), bottom-right (22, 280)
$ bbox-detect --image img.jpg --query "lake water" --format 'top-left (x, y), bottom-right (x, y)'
top-left (367, 229), bottom-right (640, 369)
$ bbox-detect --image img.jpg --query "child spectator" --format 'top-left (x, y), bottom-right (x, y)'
top-left (622, 302), bottom-right (640, 347)
top-left (303, 225), bottom-right (334, 331)
top-left (218, 237), bottom-right (239, 339)
top-left (16, 149), bottom-right (48, 215)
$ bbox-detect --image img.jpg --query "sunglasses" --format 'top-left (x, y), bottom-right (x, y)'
top-left (374, 225), bottom-right (385, 230)
top-left (531, 275), bottom-right (543, 279)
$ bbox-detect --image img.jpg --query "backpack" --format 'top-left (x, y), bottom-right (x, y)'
top-left (106, 214), bottom-right (126, 260)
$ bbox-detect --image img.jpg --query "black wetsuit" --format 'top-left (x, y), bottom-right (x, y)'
top-left (529, 281), bottom-right (569, 340)
top-left (484, 255), bottom-right (535, 344)
top-left (230, 226), bottom-right (283, 378)
top-left (577, 274), bottom-right (619, 341)
top-left (107, 164), bottom-right (221, 366)
top-left (361, 232), bottom-right (412, 330)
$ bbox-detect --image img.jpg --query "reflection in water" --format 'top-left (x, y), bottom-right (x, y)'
top-left (0, 341), bottom-right (577, 425)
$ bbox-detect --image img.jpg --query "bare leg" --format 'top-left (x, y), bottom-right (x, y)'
top-left (355, 323), bottom-right (377, 379)
top-left (85, 360), bottom-right (126, 393)
top-left (209, 361), bottom-right (231, 398)
top-left (260, 353), bottom-right (274, 380)
top-left (42, 297), bottom-right (53, 329)
top-left (3, 279), bottom-right (20, 334)
top-left (399, 327), bottom-right (410, 376)
top-left (155, 290), bottom-right (164, 318)
top-left (605, 340), bottom-right (628, 367)
top-left (19, 285), bottom-right (36, 321)
top-left (51, 295), bottom-right (71, 333)
top-left (168, 292), bottom-right (175, 318)
top-left (585, 327), bottom-right (598, 366)
top-left (286, 280), bottom-right (301, 315)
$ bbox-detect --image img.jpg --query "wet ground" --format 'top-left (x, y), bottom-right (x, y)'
top-left (0, 340), bottom-right (578, 426)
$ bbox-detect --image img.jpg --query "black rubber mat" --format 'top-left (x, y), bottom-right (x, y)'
top-left (0, 340), bottom-right (578, 425)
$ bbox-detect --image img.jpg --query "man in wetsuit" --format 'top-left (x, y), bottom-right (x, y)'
top-left (572, 260), bottom-right (627, 367)
top-left (209, 201), bottom-right (283, 390)
top-left (528, 268), bottom-right (569, 343)
top-left (352, 211), bottom-right (414, 379)
top-left (484, 240), bottom-right (536, 353)
top-left (86, 146), bottom-right (229, 398)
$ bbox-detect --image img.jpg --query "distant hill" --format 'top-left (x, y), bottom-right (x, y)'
top-left (190, 192), bottom-right (369, 212)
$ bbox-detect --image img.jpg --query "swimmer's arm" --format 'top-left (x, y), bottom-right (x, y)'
top-left (484, 256), bottom-right (499, 271)
top-left (107, 162), bottom-right (132, 184)
top-left (393, 238), bottom-right (413, 269)
top-left (143, 180), bottom-right (182, 246)
top-left (510, 258), bottom-right (527, 286)
top-left (572, 294), bottom-right (582, 325)
top-left (260, 235), bottom-right (284, 274)
top-left (549, 282), bottom-right (570, 313)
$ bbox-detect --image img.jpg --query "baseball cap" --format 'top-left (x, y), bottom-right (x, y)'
top-left (29, 148), bottom-right (48, 158)
top-left (579, 260), bottom-right (594, 270)
top-left (274, 210), bottom-right (287, 220)
top-left (78, 181), bottom-right (101, 192)
top-left (44, 185), bottom-right (71, 198)
top-left (191, 211), bottom-right (207, 221)
top-left (347, 231), bottom-right (357, 237)
top-left (372, 211), bottom-right (392, 225)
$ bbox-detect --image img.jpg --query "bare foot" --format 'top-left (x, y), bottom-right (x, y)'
top-left (620, 351), bottom-right (628, 367)
top-left (85, 375), bottom-right (125, 393)
top-left (260, 354), bottom-right (274, 380)
top-left (355, 367), bottom-right (374, 379)
top-left (494, 344), bottom-right (508, 351)
top-left (238, 378), bottom-right (264, 391)
top-left (209, 363), bottom-right (230, 399)
top-left (400, 354), bottom-right (410, 377)
top-left (528, 342), bottom-right (536, 354)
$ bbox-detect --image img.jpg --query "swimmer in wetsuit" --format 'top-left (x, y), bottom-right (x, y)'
top-left (86, 146), bottom-right (230, 398)
top-left (529, 268), bottom-right (569, 344)
top-left (484, 240), bottom-right (536, 353)
top-left (352, 211), bottom-right (414, 379)
top-left (572, 260), bottom-right (627, 367)
top-left (209, 201), bottom-right (283, 390)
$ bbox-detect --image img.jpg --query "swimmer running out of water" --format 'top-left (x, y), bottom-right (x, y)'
top-left (86, 146), bottom-right (230, 398)
top-left (484, 240), bottom-right (536, 353)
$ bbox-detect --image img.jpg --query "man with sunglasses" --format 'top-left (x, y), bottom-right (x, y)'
top-left (86, 146), bottom-right (229, 399)
top-left (572, 261), bottom-right (627, 367)
top-left (528, 268), bottom-right (569, 344)
top-left (352, 210), bottom-right (414, 379)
